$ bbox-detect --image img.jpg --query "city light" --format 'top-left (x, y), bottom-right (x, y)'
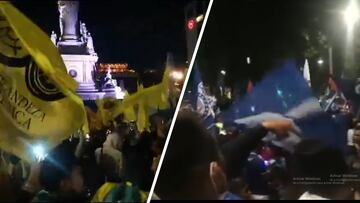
top-left (32, 144), bottom-right (46, 161)
top-left (170, 70), bottom-right (184, 81)
top-left (196, 14), bottom-right (204, 23)
top-left (215, 122), bottom-right (224, 129)
top-left (246, 57), bottom-right (251, 64)
top-left (317, 58), bottom-right (324, 65)
top-left (85, 134), bottom-right (90, 142)
top-left (220, 70), bottom-right (226, 75)
top-left (187, 19), bottom-right (196, 31)
top-left (344, 0), bottom-right (360, 31)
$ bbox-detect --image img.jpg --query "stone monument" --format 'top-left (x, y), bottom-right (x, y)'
top-left (103, 68), bottom-right (117, 89)
top-left (86, 32), bottom-right (96, 55)
top-left (54, 0), bottom-right (115, 100)
top-left (50, 31), bottom-right (57, 45)
top-left (58, 1), bottom-right (80, 42)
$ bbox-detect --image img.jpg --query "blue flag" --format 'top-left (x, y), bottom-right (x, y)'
top-left (225, 60), bottom-right (349, 152)
top-left (190, 64), bottom-right (217, 136)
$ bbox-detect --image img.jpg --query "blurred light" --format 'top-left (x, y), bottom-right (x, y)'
top-left (196, 14), bottom-right (204, 23)
top-left (32, 144), bottom-right (46, 161)
top-left (187, 19), bottom-right (196, 31)
top-left (251, 106), bottom-right (255, 112)
top-left (85, 134), bottom-right (90, 142)
top-left (215, 122), bottom-right (224, 129)
top-left (219, 129), bottom-right (227, 135)
top-left (344, 0), bottom-right (360, 30)
top-left (170, 70), bottom-right (184, 81)
top-left (225, 87), bottom-right (232, 99)
top-left (317, 58), bottom-right (324, 65)
top-left (264, 160), bottom-right (269, 166)
top-left (277, 89), bottom-right (283, 97)
top-left (246, 57), bottom-right (251, 64)
top-left (220, 70), bottom-right (226, 75)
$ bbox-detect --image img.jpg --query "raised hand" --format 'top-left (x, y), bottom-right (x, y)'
top-left (261, 119), bottom-right (296, 137)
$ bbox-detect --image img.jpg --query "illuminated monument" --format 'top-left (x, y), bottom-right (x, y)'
top-left (52, 1), bottom-right (136, 100)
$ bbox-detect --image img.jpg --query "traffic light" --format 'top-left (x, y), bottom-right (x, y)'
top-left (187, 18), bottom-right (197, 31)
top-left (185, 1), bottom-right (207, 61)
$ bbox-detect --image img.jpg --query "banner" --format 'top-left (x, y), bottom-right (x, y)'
top-left (188, 63), bottom-right (217, 136)
top-left (227, 60), bottom-right (348, 152)
top-left (101, 54), bottom-right (173, 132)
top-left (0, 2), bottom-right (86, 162)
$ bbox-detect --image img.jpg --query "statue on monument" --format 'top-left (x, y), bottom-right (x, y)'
top-left (103, 68), bottom-right (117, 89)
top-left (50, 31), bottom-right (57, 45)
top-left (80, 22), bottom-right (88, 42)
top-left (58, 0), bottom-right (80, 41)
top-left (86, 32), bottom-right (96, 55)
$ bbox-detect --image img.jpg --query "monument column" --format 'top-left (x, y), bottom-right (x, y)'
top-left (56, 0), bottom-right (113, 100)
top-left (58, 1), bottom-right (80, 42)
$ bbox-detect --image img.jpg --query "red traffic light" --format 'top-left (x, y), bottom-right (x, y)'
top-left (187, 19), bottom-right (196, 31)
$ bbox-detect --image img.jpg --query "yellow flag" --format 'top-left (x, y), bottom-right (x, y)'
top-left (111, 54), bottom-right (173, 132)
top-left (142, 68), bottom-right (170, 110)
top-left (136, 86), bottom-right (150, 132)
top-left (86, 107), bottom-right (103, 131)
top-left (0, 2), bottom-right (86, 162)
top-left (115, 91), bottom-right (136, 122)
top-left (91, 182), bottom-right (118, 203)
top-left (100, 53), bottom-right (173, 133)
top-left (95, 98), bottom-right (115, 127)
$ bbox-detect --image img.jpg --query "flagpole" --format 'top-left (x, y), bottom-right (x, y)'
top-left (329, 46), bottom-right (333, 75)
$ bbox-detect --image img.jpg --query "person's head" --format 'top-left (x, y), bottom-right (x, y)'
top-left (292, 139), bottom-right (349, 196)
top-left (39, 142), bottom-right (85, 198)
top-left (104, 131), bottom-right (124, 151)
top-left (155, 111), bottom-right (227, 200)
top-left (243, 155), bottom-right (269, 195)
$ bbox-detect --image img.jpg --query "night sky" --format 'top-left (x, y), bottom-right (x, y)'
top-left (197, 0), bottom-right (351, 95)
top-left (11, 0), bottom-right (200, 71)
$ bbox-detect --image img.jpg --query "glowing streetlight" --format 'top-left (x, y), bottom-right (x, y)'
top-left (196, 14), bottom-right (204, 23)
top-left (170, 70), bottom-right (184, 81)
top-left (344, 0), bottom-right (360, 31)
top-left (317, 58), bottom-right (324, 65)
top-left (246, 57), bottom-right (251, 64)
top-left (220, 70), bottom-right (226, 75)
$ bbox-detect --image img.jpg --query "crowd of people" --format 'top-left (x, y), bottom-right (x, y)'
top-left (154, 110), bottom-right (360, 200)
top-left (0, 110), bottom-right (171, 202)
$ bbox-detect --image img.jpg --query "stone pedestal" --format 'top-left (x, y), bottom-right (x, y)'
top-left (61, 54), bottom-right (105, 100)
top-left (56, 1), bottom-right (117, 100)
top-left (102, 88), bottom-right (117, 99)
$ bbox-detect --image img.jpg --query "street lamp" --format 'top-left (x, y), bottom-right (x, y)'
top-left (344, 0), bottom-right (360, 31)
top-left (246, 57), bottom-right (251, 64)
top-left (170, 70), bottom-right (184, 81)
top-left (220, 70), bottom-right (226, 75)
top-left (317, 58), bottom-right (324, 65)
